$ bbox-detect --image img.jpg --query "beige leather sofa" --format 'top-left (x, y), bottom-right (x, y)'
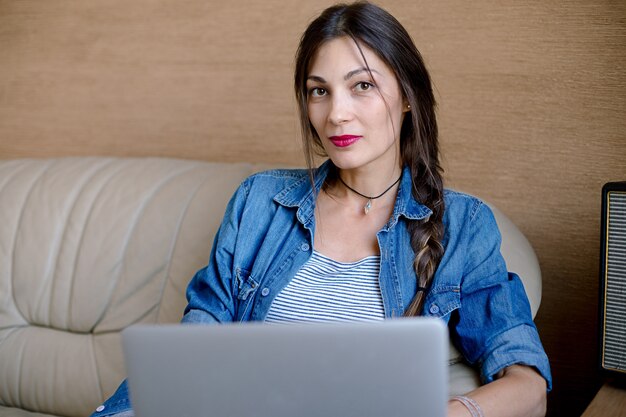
top-left (0, 157), bottom-right (542, 417)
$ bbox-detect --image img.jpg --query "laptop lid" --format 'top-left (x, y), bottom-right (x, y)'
top-left (122, 318), bottom-right (448, 417)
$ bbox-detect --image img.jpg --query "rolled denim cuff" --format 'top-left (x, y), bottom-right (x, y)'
top-left (181, 308), bottom-right (220, 324)
top-left (480, 323), bottom-right (552, 391)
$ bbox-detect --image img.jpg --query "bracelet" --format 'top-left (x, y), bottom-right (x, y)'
top-left (451, 395), bottom-right (485, 417)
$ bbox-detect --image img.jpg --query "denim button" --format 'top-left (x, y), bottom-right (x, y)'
top-left (429, 304), bottom-right (440, 314)
top-left (96, 405), bottom-right (105, 412)
top-left (261, 288), bottom-right (270, 296)
top-left (301, 243), bottom-right (310, 251)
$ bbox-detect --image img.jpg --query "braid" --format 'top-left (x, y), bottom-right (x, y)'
top-left (402, 95), bottom-right (445, 317)
top-left (403, 173), bottom-right (445, 316)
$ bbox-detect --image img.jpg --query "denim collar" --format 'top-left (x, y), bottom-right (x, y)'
top-left (273, 160), bottom-right (433, 228)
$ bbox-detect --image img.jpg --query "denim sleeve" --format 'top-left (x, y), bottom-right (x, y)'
top-left (89, 379), bottom-right (133, 417)
top-left (182, 177), bottom-right (251, 323)
top-left (451, 202), bottom-right (552, 390)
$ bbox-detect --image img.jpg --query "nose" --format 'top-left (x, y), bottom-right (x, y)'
top-left (328, 93), bottom-right (352, 125)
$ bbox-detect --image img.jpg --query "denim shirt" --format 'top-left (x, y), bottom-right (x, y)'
top-left (91, 160), bottom-right (552, 417)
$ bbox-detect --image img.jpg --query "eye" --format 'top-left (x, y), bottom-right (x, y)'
top-left (308, 87), bottom-right (327, 97)
top-left (354, 81), bottom-right (374, 92)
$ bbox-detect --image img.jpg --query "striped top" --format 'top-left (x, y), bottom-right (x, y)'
top-left (265, 250), bottom-right (385, 323)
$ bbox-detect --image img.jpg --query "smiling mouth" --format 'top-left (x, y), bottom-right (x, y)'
top-left (328, 135), bottom-right (362, 147)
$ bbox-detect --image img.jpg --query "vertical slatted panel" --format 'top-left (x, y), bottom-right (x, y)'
top-left (603, 191), bottom-right (626, 372)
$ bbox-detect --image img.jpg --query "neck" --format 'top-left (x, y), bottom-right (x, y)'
top-left (329, 164), bottom-right (403, 215)
top-left (336, 164), bottom-right (403, 198)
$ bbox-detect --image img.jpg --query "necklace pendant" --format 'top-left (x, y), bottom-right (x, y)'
top-left (364, 199), bottom-right (372, 215)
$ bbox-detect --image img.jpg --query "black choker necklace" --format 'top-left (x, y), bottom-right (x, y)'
top-left (338, 174), bottom-right (402, 215)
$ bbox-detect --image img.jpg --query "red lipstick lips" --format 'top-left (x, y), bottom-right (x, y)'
top-left (328, 135), bottom-right (362, 148)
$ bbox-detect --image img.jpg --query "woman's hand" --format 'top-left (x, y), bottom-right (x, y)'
top-left (447, 365), bottom-right (547, 417)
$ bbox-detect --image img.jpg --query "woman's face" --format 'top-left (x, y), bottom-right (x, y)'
top-left (306, 36), bottom-right (408, 174)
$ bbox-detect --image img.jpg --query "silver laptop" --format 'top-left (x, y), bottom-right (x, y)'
top-left (122, 318), bottom-right (448, 417)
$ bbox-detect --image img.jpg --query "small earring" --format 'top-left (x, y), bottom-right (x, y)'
top-left (406, 104), bottom-right (411, 111)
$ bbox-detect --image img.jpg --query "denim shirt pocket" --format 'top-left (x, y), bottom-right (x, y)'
top-left (235, 267), bottom-right (259, 320)
top-left (424, 285), bottom-right (461, 320)
top-left (236, 267), bottom-right (259, 301)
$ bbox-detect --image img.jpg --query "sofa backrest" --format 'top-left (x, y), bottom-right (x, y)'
top-left (0, 157), bottom-right (257, 417)
top-left (0, 157), bottom-right (541, 416)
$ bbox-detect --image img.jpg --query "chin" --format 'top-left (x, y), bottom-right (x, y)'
top-left (326, 156), bottom-right (363, 171)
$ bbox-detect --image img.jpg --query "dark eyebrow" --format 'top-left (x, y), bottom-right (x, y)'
top-left (306, 67), bottom-right (381, 84)
top-left (344, 67), bottom-right (380, 80)
top-left (307, 75), bottom-right (326, 83)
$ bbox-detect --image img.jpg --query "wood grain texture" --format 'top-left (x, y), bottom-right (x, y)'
top-left (1, 1), bottom-right (625, 415)
top-left (581, 383), bottom-right (626, 417)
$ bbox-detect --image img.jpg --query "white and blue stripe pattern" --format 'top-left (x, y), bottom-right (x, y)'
top-left (265, 250), bottom-right (385, 323)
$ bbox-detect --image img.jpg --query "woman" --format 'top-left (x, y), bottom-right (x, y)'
top-left (92, 2), bottom-right (551, 416)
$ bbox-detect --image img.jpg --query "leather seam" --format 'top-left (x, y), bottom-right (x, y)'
top-left (154, 166), bottom-right (209, 323)
top-left (91, 162), bottom-right (196, 333)
top-left (10, 160), bottom-right (54, 325)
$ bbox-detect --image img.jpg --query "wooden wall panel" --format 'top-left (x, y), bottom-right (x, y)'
top-left (419, 3), bottom-right (626, 415)
top-left (1, 1), bottom-right (625, 415)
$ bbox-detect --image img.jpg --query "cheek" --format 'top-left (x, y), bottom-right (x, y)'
top-left (384, 100), bottom-right (406, 133)
top-left (368, 103), bottom-right (397, 133)
top-left (307, 105), bottom-right (326, 134)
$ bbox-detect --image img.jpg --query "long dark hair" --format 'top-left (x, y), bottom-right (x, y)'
top-left (294, 1), bottom-right (444, 316)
